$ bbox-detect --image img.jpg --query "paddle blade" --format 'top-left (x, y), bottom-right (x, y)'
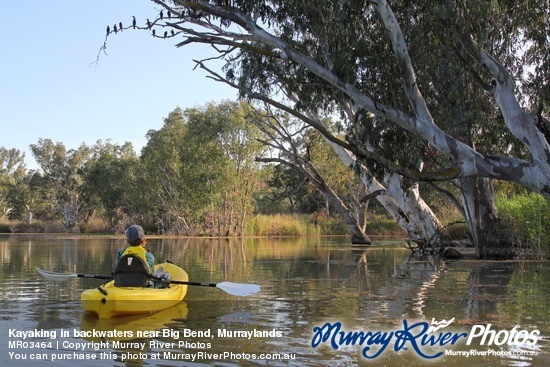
top-left (35, 267), bottom-right (78, 282)
top-left (216, 281), bottom-right (260, 296)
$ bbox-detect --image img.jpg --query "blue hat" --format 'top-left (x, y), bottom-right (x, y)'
top-left (126, 225), bottom-right (145, 245)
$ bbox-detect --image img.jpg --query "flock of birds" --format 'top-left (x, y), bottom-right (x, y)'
top-left (106, 10), bottom-right (204, 39)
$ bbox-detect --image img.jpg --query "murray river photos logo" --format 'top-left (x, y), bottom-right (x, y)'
top-left (311, 318), bottom-right (540, 359)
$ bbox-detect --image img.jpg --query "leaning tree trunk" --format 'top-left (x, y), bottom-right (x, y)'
top-left (384, 172), bottom-right (444, 246)
top-left (330, 143), bottom-right (444, 245)
top-left (458, 177), bottom-right (509, 259)
top-left (307, 166), bottom-right (372, 245)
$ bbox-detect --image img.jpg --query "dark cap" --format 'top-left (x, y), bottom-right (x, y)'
top-left (126, 225), bottom-right (145, 245)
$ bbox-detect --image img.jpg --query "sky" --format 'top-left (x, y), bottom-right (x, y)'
top-left (0, 1), bottom-right (237, 169)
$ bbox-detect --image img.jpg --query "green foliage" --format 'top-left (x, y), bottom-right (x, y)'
top-left (245, 214), bottom-right (318, 237)
top-left (141, 108), bottom-right (189, 233)
top-left (496, 193), bottom-right (550, 256)
top-left (0, 147), bottom-right (26, 217)
top-left (78, 217), bottom-right (109, 234)
top-left (8, 171), bottom-right (47, 224)
top-left (261, 164), bottom-right (324, 214)
top-left (84, 141), bottom-right (140, 230)
top-left (141, 101), bottom-right (266, 235)
top-left (30, 139), bottom-right (94, 228)
top-left (245, 214), bottom-right (362, 237)
top-left (314, 216), bottom-right (349, 236)
top-left (365, 218), bottom-right (404, 236)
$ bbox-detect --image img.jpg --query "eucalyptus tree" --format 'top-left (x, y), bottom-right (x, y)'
top-left (263, 163), bottom-right (323, 214)
top-left (181, 101), bottom-right (265, 236)
top-left (84, 141), bottom-right (141, 230)
top-left (141, 102), bottom-right (265, 236)
top-left (105, 0), bottom-right (548, 256)
top-left (8, 171), bottom-right (45, 225)
top-left (141, 108), bottom-right (191, 234)
top-left (252, 107), bottom-right (373, 244)
top-left (0, 147), bottom-right (26, 218)
top-left (30, 139), bottom-right (94, 229)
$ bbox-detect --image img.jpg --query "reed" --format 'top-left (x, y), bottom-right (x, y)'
top-left (246, 214), bottom-right (316, 236)
top-left (496, 193), bottom-right (550, 256)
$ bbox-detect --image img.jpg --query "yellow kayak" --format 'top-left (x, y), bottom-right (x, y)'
top-left (81, 262), bottom-right (188, 318)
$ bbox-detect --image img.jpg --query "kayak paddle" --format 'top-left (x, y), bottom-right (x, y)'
top-left (176, 280), bottom-right (260, 297)
top-left (35, 267), bottom-right (260, 296)
top-left (35, 267), bottom-right (112, 281)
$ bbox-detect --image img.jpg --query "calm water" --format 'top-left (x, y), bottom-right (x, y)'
top-left (1, 236), bottom-right (549, 366)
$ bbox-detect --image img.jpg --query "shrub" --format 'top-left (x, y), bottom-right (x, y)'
top-left (366, 217), bottom-right (404, 235)
top-left (79, 217), bottom-right (109, 233)
top-left (0, 219), bottom-right (11, 233)
top-left (7, 221), bottom-right (46, 233)
top-left (496, 193), bottom-right (550, 257)
top-left (314, 217), bottom-right (348, 235)
top-left (246, 214), bottom-right (313, 236)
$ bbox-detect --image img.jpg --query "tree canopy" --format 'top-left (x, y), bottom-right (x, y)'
top-left (96, 0), bottom-right (548, 256)
top-left (112, 0), bottom-right (547, 193)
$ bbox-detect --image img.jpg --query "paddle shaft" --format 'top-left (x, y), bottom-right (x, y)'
top-left (77, 274), bottom-right (113, 280)
top-left (168, 280), bottom-right (217, 288)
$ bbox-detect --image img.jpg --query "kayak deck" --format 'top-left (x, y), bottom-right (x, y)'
top-left (81, 262), bottom-right (188, 318)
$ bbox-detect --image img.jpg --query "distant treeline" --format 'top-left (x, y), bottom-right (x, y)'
top-left (0, 101), bottom-right (387, 236)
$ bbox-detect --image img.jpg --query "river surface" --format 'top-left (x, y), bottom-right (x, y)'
top-left (0, 235), bottom-right (549, 366)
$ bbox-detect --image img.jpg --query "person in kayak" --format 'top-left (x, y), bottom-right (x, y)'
top-left (117, 224), bottom-right (155, 271)
top-left (115, 225), bottom-right (170, 288)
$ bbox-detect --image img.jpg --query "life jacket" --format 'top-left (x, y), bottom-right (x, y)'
top-left (120, 245), bottom-right (149, 268)
top-left (114, 246), bottom-right (151, 287)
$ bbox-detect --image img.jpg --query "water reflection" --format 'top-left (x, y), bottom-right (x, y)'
top-left (80, 302), bottom-right (189, 366)
top-left (0, 236), bottom-right (548, 366)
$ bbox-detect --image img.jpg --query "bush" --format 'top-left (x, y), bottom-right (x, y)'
top-left (246, 214), bottom-right (314, 236)
top-left (314, 217), bottom-right (348, 235)
top-left (79, 217), bottom-right (109, 233)
top-left (496, 193), bottom-right (550, 257)
top-left (0, 219), bottom-right (11, 233)
top-left (42, 221), bottom-right (67, 233)
top-left (366, 217), bottom-right (404, 235)
top-left (6, 221), bottom-right (46, 233)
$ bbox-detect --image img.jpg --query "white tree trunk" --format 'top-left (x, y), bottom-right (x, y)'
top-left (384, 172), bottom-right (442, 243)
top-left (330, 142), bottom-right (443, 243)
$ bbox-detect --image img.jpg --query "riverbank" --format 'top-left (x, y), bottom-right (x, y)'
top-left (0, 214), bottom-right (406, 238)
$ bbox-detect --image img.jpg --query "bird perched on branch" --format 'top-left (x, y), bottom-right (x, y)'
top-left (132, 16), bottom-right (136, 29)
